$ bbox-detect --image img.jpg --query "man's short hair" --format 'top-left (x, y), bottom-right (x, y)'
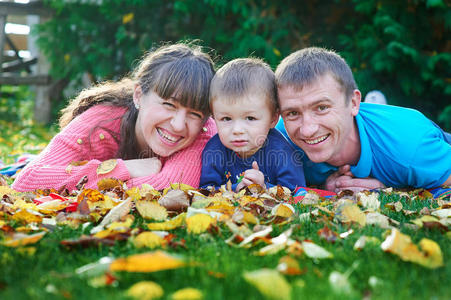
top-left (210, 58), bottom-right (278, 113)
top-left (275, 47), bottom-right (357, 103)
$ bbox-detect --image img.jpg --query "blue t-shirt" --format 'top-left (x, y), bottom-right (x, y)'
top-left (276, 103), bottom-right (451, 188)
top-left (199, 128), bottom-right (306, 191)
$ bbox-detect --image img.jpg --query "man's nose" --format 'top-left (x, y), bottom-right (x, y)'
top-left (299, 116), bottom-right (318, 137)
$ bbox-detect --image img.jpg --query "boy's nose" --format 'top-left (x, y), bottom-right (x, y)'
top-left (232, 121), bottom-right (245, 134)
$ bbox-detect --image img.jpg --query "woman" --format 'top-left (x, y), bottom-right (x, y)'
top-left (12, 43), bottom-right (216, 191)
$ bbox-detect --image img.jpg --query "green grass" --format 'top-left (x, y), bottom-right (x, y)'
top-left (0, 118), bottom-right (450, 300)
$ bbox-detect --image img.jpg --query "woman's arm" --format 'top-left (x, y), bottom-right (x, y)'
top-left (127, 118), bottom-right (217, 189)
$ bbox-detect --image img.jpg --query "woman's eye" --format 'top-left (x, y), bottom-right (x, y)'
top-left (190, 111), bottom-right (203, 119)
top-left (163, 102), bottom-right (176, 108)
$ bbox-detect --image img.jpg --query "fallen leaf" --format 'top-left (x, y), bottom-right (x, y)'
top-left (126, 281), bottom-right (164, 300)
top-left (159, 190), bottom-right (189, 211)
top-left (317, 225), bottom-right (338, 243)
top-left (186, 214), bottom-right (215, 234)
top-left (353, 236), bottom-right (380, 250)
top-left (133, 231), bottom-right (165, 249)
top-left (97, 159), bottom-right (118, 175)
top-left (171, 287), bottom-right (203, 300)
top-left (335, 201), bottom-right (366, 226)
top-left (302, 241), bottom-right (333, 259)
top-left (147, 213), bottom-right (186, 231)
top-left (110, 251), bottom-right (186, 272)
top-left (136, 201), bottom-right (168, 221)
top-left (3, 231), bottom-right (46, 247)
top-left (276, 256), bottom-right (306, 275)
top-left (243, 269), bottom-right (291, 300)
top-left (357, 192), bottom-right (380, 211)
top-left (381, 229), bottom-right (444, 269)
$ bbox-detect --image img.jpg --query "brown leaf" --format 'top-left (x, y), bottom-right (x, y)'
top-left (317, 225), bottom-right (338, 243)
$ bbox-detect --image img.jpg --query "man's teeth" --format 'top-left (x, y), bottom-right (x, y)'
top-left (305, 135), bottom-right (328, 145)
top-left (157, 128), bottom-right (178, 142)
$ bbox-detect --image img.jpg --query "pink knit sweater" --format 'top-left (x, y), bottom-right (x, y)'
top-left (12, 105), bottom-right (217, 191)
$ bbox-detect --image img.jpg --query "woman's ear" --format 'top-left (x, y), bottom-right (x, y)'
top-left (133, 84), bottom-right (143, 108)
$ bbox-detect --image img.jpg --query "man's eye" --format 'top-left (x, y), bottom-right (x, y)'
top-left (286, 111), bottom-right (298, 117)
top-left (317, 105), bottom-right (328, 112)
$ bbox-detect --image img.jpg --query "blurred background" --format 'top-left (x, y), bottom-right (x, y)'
top-left (1, 0), bottom-right (450, 132)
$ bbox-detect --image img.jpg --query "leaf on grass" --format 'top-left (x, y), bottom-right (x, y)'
top-left (335, 201), bottom-right (366, 226)
top-left (317, 225), bottom-right (338, 243)
top-left (302, 241), bottom-right (333, 259)
top-left (147, 213), bottom-right (186, 231)
top-left (431, 208), bottom-right (451, 219)
top-left (411, 215), bottom-right (449, 230)
top-left (271, 203), bottom-right (295, 218)
top-left (12, 209), bottom-right (43, 224)
top-left (381, 229), bottom-right (444, 269)
top-left (97, 178), bottom-right (123, 191)
top-left (276, 256), bottom-right (306, 275)
top-left (126, 281), bottom-right (164, 300)
top-left (243, 269), bottom-right (291, 300)
top-left (76, 257), bottom-right (114, 278)
top-left (110, 250), bottom-right (186, 272)
top-left (3, 231), bottom-right (46, 247)
top-left (353, 236), bottom-right (380, 250)
top-left (357, 192), bottom-right (380, 211)
top-left (329, 271), bottom-right (352, 295)
top-left (136, 201), bottom-right (168, 221)
top-left (171, 288), bottom-right (203, 300)
top-left (186, 214), bottom-right (215, 234)
top-left (91, 198), bottom-right (132, 233)
top-left (365, 212), bottom-right (392, 229)
top-left (133, 232), bottom-right (165, 249)
top-left (158, 190), bottom-right (189, 211)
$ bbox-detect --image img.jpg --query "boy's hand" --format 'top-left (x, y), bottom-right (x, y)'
top-left (235, 161), bottom-right (266, 191)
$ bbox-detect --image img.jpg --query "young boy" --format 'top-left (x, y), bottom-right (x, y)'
top-left (200, 58), bottom-right (305, 192)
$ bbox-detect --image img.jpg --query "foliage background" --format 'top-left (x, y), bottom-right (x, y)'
top-left (34, 0), bottom-right (451, 129)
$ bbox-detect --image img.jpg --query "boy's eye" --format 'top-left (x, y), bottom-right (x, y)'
top-left (246, 116), bottom-right (256, 121)
top-left (220, 117), bottom-right (231, 121)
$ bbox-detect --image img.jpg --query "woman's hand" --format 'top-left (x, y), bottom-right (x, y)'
top-left (124, 157), bottom-right (162, 178)
top-left (325, 165), bottom-right (385, 193)
top-left (235, 161), bottom-right (266, 191)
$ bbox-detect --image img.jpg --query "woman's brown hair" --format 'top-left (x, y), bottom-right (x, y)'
top-left (59, 43), bottom-right (215, 159)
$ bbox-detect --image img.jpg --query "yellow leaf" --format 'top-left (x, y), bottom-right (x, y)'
top-left (126, 281), bottom-right (163, 300)
top-left (122, 13), bottom-right (134, 25)
top-left (272, 203), bottom-right (295, 218)
top-left (243, 269), bottom-right (291, 300)
top-left (186, 214), bottom-right (215, 234)
top-left (170, 183), bottom-right (195, 191)
top-left (133, 232), bottom-right (165, 249)
top-left (381, 229), bottom-right (444, 269)
top-left (171, 287), bottom-right (203, 300)
top-left (12, 209), bottom-right (43, 224)
top-left (336, 201), bottom-right (366, 226)
top-left (147, 213), bottom-right (186, 231)
top-left (96, 159), bottom-right (118, 175)
top-left (3, 232), bottom-right (46, 247)
top-left (110, 251), bottom-right (185, 272)
top-left (136, 201), bottom-right (168, 221)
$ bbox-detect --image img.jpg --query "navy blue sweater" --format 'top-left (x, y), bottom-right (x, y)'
top-left (199, 129), bottom-right (306, 191)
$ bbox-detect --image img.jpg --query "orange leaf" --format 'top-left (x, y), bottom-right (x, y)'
top-left (110, 251), bottom-right (185, 272)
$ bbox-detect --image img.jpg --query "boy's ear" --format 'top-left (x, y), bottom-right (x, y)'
top-left (270, 111), bottom-right (280, 128)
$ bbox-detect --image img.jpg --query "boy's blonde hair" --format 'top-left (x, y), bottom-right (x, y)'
top-left (210, 58), bottom-right (278, 114)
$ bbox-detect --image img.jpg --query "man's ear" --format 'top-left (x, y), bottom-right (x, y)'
top-left (270, 111), bottom-right (280, 128)
top-left (133, 84), bottom-right (143, 107)
top-left (350, 89), bottom-right (361, 117)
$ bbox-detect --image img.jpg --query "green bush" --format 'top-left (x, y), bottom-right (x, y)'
top-left (35, 0), bottom-right (450, 122)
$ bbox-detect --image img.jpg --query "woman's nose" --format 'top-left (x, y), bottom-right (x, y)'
top-left (170, 111), bottom-right (186, 132)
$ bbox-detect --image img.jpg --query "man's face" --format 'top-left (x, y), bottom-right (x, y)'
top-left (278, 73), bottom-right (360, 166)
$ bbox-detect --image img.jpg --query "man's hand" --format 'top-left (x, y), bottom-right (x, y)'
top-left (124, 157), bottom-right (162, 178)
top-left (235, 161), bottom-right (266, 191)
top-left (325, 165), bottom-right (385, 193)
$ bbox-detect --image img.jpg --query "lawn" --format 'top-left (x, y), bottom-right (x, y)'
top-left (0, 121), bottom-right (450, 300)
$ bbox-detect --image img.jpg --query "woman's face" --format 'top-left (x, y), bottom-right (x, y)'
top-left (134, 85), bottom-right (205, 157)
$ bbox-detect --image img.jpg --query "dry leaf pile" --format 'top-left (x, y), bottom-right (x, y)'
top-left (0, 179), bottom-right (449, 299)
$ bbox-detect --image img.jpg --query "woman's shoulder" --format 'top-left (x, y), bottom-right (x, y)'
top-left (65, 104), bottom-right (128, 134)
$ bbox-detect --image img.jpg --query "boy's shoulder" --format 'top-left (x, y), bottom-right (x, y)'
top-left (203, 133), bottom-right (226, 150)
top-left (265, 128), bottom-right (296, 150)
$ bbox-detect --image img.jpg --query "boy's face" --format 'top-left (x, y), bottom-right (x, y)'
top-left (212, 95), bottom-right (278, 158)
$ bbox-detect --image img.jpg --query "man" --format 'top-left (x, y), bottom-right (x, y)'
top-left (275, 47), bottom-right (451, 192)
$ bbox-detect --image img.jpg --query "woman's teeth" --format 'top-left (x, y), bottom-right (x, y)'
top-left (157, 128), bottom-right (178, 142)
